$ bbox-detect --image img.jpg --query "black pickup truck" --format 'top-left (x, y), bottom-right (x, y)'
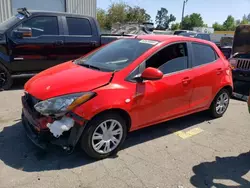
top-left (0, 8), bottom-right (133, 90)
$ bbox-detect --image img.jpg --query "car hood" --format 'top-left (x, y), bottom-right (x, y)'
top-left (25, 61), bottom-right (113, 100)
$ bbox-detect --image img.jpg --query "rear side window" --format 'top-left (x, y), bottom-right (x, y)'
top-left (192, 43), bottom-right (217, 67)
top-left (66, 17), bottom-right (92, 35)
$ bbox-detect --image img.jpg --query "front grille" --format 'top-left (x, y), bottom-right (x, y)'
top-left (236, 59), bottom-right (250, 70)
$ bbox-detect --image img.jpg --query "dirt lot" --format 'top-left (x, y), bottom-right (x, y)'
top-left (0, 79), bottom-right (250, 188)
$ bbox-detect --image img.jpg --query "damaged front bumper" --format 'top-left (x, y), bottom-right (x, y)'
top-left (21, 95), bottom-right (87, 152)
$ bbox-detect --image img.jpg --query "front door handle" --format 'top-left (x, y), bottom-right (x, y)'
top-left (182, 77), bottom-right (191, 85)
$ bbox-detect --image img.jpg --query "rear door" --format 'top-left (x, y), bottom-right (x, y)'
top-left (62, 16), bottom-right (100, 60)
top-left (189, 42), bottom-right (223, 110)
top-left (9, 15), bottom-right (65, 72)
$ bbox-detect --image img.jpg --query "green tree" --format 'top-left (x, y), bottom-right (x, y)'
top-left (170, 23), bottom-right (180, 30)
top-left (181, 13), bottom-right (204, 30)
top-left (212, 22), bottom-right (224, 31)
top-left (106, 2), bottom-right (128, 28)
top-left (97, 8), bottom-right (108, 29)
top-left (223, 15), bottom-right (236, 31)
top-left (126, 6), bottom-right (151, 23)
top-left (243, 14), bottom-right (250, 22)
top-left (155, 8), bottom-right (176, 30)
top-left (241, 18), bottom-right (249, 24)
top-left (100, 2), bottom-right (152, 30)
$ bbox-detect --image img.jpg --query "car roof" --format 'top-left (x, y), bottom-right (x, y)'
top-left (137, 34), bottom-right (214, 46)
top-left (28, 10), bottom-right (93, 19)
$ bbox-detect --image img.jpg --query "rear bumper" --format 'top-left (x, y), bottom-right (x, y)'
top-left (232, 69), bottom-right (250, 82)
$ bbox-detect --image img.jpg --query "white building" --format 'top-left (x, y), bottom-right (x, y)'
top-left (0, 0), bottom-right (97, 23)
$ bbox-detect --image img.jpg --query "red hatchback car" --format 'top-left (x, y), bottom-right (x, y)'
top-left (22, 35), bottom-right (233, 159)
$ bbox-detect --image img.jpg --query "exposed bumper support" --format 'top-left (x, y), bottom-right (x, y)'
top-left (21, 94), bottom-right (87, 153)
top-left (22, 111), bottom-right (87, 152)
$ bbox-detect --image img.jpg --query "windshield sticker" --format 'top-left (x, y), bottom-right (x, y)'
top-left (139, 40), bottom-right (159, 45)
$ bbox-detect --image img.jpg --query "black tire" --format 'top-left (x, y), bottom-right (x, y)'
top-left (0, 64), bottom-right (13, 90)
top-left (209, 88), bottom-right (230, 118)
top-left (80, 112), bottom-right (127, 159)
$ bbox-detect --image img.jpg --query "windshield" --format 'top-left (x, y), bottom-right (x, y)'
top-left (174, 30), bottom-right (187, 35)
top-left (233, 25), bottom-right (250, 54)
top-left (75, 38), bottom-right (158, 72)
top-left (196, 34), bottom-right (210, 41)
top-left (179, 32), bottom-right (197, 37)
top-left (0, 13), bottom-right (25, 30)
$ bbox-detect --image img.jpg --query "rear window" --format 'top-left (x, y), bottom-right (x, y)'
top-left (66, 17), bottom-right (92, 35)
top-left (75, 39), bottom-right (158, 72)
top-left (192, 43), bottom-right (217, 67)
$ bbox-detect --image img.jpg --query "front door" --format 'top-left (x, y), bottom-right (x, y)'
top-left (132, 42), bottom-right (194, 128)
top-left (8, 15), bottom-right (65, 73)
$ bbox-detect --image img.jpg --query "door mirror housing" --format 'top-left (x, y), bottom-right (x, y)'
top-left (134, 67), bottom-right (163, 82)
top-left (13, 27), bottom-right (32, 39)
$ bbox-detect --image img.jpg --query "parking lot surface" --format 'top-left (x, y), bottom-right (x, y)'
top-left (0, 79), bottom-right (250, 188)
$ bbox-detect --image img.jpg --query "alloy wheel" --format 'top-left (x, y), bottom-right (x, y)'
top-left (216, 92), bottom-right (229, 115)
top-left (91, 119), bottom-right (123, 154)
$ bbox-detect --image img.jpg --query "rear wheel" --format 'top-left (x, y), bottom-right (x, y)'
top-left (210, 89), bottom-right (230, 118)
top-left (80, 112), bottom-right (127, 159)
top-left (0, 64), bottom-right (13, 90)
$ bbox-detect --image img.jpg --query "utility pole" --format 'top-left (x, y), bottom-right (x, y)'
top-left (180, 0), bottom-right (188, 29)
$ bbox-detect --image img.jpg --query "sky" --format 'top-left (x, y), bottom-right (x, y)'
top-left (97, 0), bottom-right (250, 27)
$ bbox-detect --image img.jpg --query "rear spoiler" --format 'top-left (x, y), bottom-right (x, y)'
top-left (17, 7), bottom-right (31, 17)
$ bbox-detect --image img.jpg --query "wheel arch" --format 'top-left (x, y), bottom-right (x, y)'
top-left (222, 85), bottom-right (233, 96)
top-left (210, 85), bottom-right (233, 107)
top-left (87, 108), bottom-right (132, 132)
top-left (0, 61), bottom-right (11, 73)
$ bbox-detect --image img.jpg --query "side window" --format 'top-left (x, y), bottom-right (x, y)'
top-left (192, 43), bottom-right (217, 67)
top-left (66, 17), bottom-right (92, 35)
top-left (18, 16), bottom-right (59, 37)
top-left (145, 43), bottom-right (188, 75)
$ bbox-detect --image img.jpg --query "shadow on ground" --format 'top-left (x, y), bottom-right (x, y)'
top-left (0, 111), bottom-right (212, 172)
top-left (190, 151), bottom-right (250, 188)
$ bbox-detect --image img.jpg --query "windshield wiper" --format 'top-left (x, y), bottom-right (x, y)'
top-left (80, 64), bottom-right (101, 71)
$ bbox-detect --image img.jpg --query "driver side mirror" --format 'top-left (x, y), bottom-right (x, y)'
top-left (134, 67), bottom-right (163, 82)
top-left (13, 27), bottom-right (32, 39)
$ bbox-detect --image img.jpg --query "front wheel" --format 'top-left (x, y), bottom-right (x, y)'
top-left (0, 64), bottom-right (13, 90)
top-left (209, 89), bottom-right (230, 118)
top-left (80, 113), bottom-right (127, 159)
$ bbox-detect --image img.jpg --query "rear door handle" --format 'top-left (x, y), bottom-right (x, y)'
top-left (216, 68), bottom-right (223, 75)
top-left (182, 77), bottom-right (191, 85)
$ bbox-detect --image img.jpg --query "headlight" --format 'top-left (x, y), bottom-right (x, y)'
top-left (34, 92), bottom-right (96, 116)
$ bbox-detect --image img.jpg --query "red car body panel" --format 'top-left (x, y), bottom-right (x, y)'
top-left (24, 35), bottom-right (233, 132)
top-left (25, 61), bottom-right (113, 100)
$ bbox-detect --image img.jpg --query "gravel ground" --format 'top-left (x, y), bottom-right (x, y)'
top-left (0, 78), bottom-right (250, 188)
